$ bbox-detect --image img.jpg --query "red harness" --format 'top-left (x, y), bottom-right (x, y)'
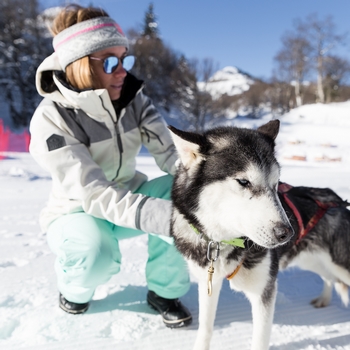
top-left (278, 183), bottom-right (339, 245)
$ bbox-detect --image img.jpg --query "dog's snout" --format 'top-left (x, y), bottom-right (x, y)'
top-left (273, 223), bottom-right (294, 244)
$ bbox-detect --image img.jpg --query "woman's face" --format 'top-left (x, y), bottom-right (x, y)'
top-left (90, 46), bottom-right (128, 101)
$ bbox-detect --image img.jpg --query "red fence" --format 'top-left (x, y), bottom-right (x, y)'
top-left (0, 119), bottom-right (30, 159)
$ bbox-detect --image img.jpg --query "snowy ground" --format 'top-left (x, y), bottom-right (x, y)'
top-left (1, 102), bottom-right (350, 350)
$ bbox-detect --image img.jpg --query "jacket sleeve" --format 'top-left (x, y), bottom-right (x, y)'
top-left (133, 92), bottom-right (178, 175)
top-left (29, 100), bottom-right (172, 236)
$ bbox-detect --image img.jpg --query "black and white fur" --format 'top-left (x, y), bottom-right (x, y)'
top-left (277, 185), bottom-right (350, 308)
top-left (169, 120), bottom-right (350, 350)
top-left (169, 120), bottom-right (294, 350)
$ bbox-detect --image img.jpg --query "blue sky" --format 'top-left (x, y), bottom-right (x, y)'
top-left (44, 0), bottom-right (350, 80)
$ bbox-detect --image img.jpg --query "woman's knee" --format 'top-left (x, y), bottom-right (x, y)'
top-left (48, 213), bottom-right (121, 280)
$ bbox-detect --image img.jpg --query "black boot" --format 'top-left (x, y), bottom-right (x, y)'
top-left (59, 293), bottom-right (89, 314)
top-left (147, 290), bottom-right (192, 328)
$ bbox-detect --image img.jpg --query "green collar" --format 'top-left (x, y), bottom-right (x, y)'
top-left (189, 224), bottom-right (245, 248)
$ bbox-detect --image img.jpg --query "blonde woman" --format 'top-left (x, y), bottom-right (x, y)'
top-left (29, 4), bottom-right (191, 328)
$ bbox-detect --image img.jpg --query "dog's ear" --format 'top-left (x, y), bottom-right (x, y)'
top-left (168, 126), bottom-right (205, 168)
top-left (257, 120), bottom-right (280, 141)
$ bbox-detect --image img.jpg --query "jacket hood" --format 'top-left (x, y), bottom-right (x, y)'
top-left (36, 52), bottom-right (66, 103)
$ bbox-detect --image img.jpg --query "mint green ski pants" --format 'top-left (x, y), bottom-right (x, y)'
top-left (47, 174), bottom-right (190, 304)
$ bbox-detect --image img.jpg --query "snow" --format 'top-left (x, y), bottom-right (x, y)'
top-left (1, 101), bottom-right (350, 350)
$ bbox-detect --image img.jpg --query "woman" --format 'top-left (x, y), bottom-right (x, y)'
top-left (29, 4), bottom-right (191, 328)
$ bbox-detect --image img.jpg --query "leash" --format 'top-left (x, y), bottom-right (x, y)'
top-left (278, 182), bottom-right (339, 245)
top-left (190, 224), bottom-right (245, 296)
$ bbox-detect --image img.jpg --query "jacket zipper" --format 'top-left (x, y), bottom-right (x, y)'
top-left (113, 119), bottom-right (123, 181)
top-left (99, 81), bottom-right (144, 181)
top-left (99, 96), bottom-right (123, 181)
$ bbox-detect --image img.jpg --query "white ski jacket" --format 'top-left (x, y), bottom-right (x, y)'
top-left (30, 52), bottom-right (177, 235)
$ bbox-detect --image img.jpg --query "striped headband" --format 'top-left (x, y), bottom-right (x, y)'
top-left (53, 17), bottom-right (129, 71)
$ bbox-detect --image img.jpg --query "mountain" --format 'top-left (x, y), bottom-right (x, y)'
top-left (197, 66), bottom-right (256, 99)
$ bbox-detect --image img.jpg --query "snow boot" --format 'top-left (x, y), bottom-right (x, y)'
top-left (59, 293), bottom-right (89, 314)
top-left (147, 290), bottom-right (192, 328)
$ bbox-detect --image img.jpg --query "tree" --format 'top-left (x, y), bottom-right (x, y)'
top-left (185, 58), bottom-right (220, 131)
top-left (239, 81), bottom-right (272, 118)
top-left (273, 13), bottom-right (348, 105)
top-left (131, 34), bottom-right (179, 111)
top-left (129, 3), bottom-right (204, 130)
top-left (130, 3), bottom-right (173, 109)
top-left (0, 0), bottom-right (52, 128)
top-left (167, 55), bottom-right (198, 129)
top-left (142, 3), bottom-right (159, 38)
top-left (323, 55), bottom-right (350, 102)
top-left (267, 78), bottom-right (295, 116)
top-left (295, 14), bottom-right (347, 103)
top-left (274, 33), bottom-right (312, 107)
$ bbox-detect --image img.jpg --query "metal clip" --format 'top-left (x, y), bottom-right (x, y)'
top-left (206, 241), bottom-right (220, 296)
top-left (207, 259), bottom-right (214, 296)
top-left (207, 241), bottom-right (220, 262)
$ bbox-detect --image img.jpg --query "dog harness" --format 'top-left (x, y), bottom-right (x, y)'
top-left (278, 182), bottom-right (339, 245)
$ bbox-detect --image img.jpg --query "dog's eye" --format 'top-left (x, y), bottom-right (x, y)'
top-left (236, 179), bottom-right (250, 187)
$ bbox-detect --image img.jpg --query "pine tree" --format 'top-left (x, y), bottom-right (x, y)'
top-left (0, 0), bottom-right (52, 128)
top-left (142, 3), bottom-right (159, 38)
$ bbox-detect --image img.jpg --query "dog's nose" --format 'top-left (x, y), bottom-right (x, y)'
top-left (273, 223), bottom-right (294, 244)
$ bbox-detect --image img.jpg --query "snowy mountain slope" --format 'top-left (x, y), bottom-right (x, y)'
top-left (197, 66), bottom-right (255, 99)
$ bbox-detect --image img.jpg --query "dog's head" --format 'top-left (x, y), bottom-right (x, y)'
top-left (169, 120), bottom-right (294, 249)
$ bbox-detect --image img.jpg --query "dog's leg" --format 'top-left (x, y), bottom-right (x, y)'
top-left (334, 281), bottom-right (349, 307)
top-left (193, 276), bottom-right (223, 350)
top-left (311, 279), bottom-right (350, 308)
top-left (245, 280), bottom-right (277, 350)
top-left (294, 251), bottom-right (350, 307)
top-left (311, 278), bottom-right (333, 308)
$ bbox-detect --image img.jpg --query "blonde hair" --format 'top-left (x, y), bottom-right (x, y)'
top-left (51, 4), bottom-right (109, 90)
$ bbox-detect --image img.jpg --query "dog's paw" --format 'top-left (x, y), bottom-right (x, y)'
top-left (310, 296), bottom-right (330, 308)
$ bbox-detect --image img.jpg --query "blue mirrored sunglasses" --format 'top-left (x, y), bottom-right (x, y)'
top-left (89, 55), bottom-right (135, 74)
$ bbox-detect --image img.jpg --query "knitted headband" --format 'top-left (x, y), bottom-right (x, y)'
top-left (53, 16), bottom-right (129, 71)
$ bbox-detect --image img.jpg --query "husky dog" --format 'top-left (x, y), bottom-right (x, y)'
top-left (169, 120), bottom-right (350, 349)
top-left (169, 120), bottom-right (294, 350)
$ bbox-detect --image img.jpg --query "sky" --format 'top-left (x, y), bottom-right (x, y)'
top-left (2, 102), bottom-right (350, 349)
top-left (42, 0), bottom-right (350, 80)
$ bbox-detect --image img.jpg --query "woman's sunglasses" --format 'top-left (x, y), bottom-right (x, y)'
top-left (89, 55), bottom-right (135, 74)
